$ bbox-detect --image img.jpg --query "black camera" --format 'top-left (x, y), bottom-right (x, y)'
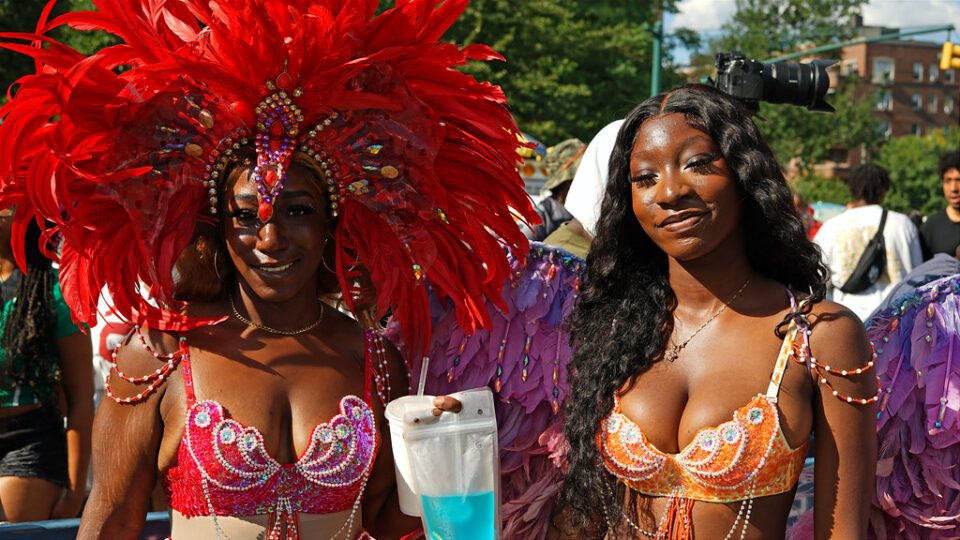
top-left (713, 52), bottom-right (836, 113)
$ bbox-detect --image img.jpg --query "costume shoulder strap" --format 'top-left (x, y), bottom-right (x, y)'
top-left (765, 323), bottom-right (798, 401)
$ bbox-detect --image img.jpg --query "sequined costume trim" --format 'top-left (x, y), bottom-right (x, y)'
top-left (160, 331), bottom-right (386, 539)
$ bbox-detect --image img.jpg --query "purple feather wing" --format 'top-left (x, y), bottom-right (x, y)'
top-left (385, 242), bottom-right (583, 540)
top-left (867, 275), bottom-right (960, 539)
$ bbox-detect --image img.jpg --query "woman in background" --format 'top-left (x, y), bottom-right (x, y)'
top-left (0, 216), bottom-right (92, 521)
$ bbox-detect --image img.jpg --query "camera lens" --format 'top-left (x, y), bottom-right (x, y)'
top-left (761, 59), bottom-right (836, 113)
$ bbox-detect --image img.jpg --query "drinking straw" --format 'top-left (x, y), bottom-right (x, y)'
top-left (417, 356), bottom-right (430, 397)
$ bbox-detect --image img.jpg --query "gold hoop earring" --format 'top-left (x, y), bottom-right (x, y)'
top-left (214, 247), bottom-right (223, 280)
top-left (321, 254), bottom-right (337, 275)
top-left (320, 232), bottom-right (360, 274)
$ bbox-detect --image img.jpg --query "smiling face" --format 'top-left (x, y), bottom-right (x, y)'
top-left (629, 113), bottom-right (743, 262)
top-left (223, 162), bottom-right (330, 303)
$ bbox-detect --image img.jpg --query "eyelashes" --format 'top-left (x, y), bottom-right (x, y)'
top-left (686, 154), bottom-right (721, 175)
top-left (230, 205), bottom-right (317, 224)
top-left (628, 154), bottom-right (721, 185)
top-left (629, 173), bottom-right (657, 185)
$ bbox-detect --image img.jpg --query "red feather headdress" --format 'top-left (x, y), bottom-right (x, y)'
top-left (0, 0), bottom-right (537, 353)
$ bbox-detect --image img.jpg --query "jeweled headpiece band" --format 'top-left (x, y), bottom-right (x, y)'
top-left (192, 78), bottom-right (342, 221)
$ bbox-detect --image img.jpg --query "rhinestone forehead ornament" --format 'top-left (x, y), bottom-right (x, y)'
top-left (197, 75), bottom-right (342, 223)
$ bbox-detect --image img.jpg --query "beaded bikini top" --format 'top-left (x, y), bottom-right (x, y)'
top-left (599, 310), bottom-right (813, 539)
top-left (158, 330), bottom-right (386, 540)
top-left (600, 322), bottom-right (808, 502)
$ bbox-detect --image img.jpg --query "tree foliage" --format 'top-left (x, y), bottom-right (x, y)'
top-left (877, 127), bottom-right (960, 215)
top-left (438, 0), bottom-right (685, 142)
top-left (794, 175), bottom-right (851, 205)
top-left (755, 77), bottom-right (881, 172)
top-left (711, 0), bottom-right (864, 60)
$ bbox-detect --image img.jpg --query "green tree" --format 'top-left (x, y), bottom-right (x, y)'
top-left (876, 127), bottom-right (960, 215)
top-left (711, 0), bottom-right (864, 60)
top-left (755, 77), bottom-right (881, 172)
top-left (794, 175), bottom-right (850, 205)
top-left (441, 0), bottom-right (683, 142)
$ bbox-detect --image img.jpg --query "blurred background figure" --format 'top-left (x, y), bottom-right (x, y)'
top-left (814, 163), bottom-right (923, 321)
top-left (921, 147), bottom-right (960, 258)
top-left (543, 119), bottom-right (625, 260)
top-left (523, 138), bottom-right (586, 242)
top-left (565, 120), bottom-right (623, 240)
top-left (793, 193), bottom-right (822, 239)
top-left (0, 215), bottom-right (92, 521)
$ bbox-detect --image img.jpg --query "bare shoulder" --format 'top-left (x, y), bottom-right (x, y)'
top-left (805, 299), bottom-right (872, 371)
top-left (108, 326), bottom-right (182, 402)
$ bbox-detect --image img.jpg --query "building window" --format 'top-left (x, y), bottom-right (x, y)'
top-left (913, 62), bottom-right (924, 81)
top-left (872, 58), bottom-right (895, 84)
top-left (911, 93), bottom-right (923, 111)
top-left (947, 95), bottom-right (956, 115)
top-left (877, 122), bottom-right (892, 138)
top-left (929, 64), bottom-right (939, 82)
top-left (947, 69), bottom-right (956, 83)
top-left (841, 59), bottom-right (859, 77)
top-left (875, 90), bottom-right (893, 111)
top-left (911, 123), bottom-right (922, 136)
top-left (928, 95), bottom-right (938, 114)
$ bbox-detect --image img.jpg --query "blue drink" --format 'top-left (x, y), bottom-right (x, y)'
top-left (420, 491), bottom-right (496, 540)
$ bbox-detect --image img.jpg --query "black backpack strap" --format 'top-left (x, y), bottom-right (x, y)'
top-left (876, 208), bottom-right (888, 238)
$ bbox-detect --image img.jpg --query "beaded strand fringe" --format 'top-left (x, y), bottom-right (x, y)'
top-left (791, 329), bottom-right (881, 405)
top-left (105, 327), bottom-right (186, 405)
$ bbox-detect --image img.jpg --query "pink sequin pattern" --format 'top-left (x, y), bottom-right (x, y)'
top-left (164, 395), bottom-right (377, 516)
top-left (162, 335), bottom-right (380, 521)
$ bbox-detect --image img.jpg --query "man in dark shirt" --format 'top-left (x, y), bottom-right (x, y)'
top-left (922, 148), bottom-right (960, 258)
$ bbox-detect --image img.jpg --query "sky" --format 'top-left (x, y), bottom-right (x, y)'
top-left (665, 0), bottom-right (960, 65)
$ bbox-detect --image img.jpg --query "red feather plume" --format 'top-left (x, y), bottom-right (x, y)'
top-left (0, 0), bottom-right (538, 354)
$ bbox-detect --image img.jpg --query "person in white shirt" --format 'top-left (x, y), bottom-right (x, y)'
top-left (814, 163), bottom-right (923, 320)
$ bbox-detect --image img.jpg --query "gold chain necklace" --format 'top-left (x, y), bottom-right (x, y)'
top-left (228, 294), bottom-right (324, 335)
top-left (664, 278), bottom-right (751, 362)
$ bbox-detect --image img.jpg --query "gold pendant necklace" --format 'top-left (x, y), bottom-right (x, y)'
top-left (664, 278), bottom-right (751, 362)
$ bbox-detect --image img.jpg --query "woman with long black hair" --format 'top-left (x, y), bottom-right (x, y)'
top-left (0, 216), bottom-right (92, 521)
top-left (560, 85), bottom-right (876, 539)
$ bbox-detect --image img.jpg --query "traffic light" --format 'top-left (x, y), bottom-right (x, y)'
top-left (942, 42), bottom-right (960, 71)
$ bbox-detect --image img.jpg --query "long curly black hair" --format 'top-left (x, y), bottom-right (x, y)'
top-left (561, 84), bottom-right (829, 530)
top-left (2, 220), bottom-right (57, 391)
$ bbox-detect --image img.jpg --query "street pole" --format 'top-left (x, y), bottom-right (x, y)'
top-left (650, 3), bottom-right (663, 97)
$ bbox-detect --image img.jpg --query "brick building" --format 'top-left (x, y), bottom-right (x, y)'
top-left (842, 37), bottom-right (959, 138)
top-left (811, 28), bottom-right (960, 176)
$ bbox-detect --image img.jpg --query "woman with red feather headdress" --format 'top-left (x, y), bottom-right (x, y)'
top-left (0, 0), bottom-right (542, 538)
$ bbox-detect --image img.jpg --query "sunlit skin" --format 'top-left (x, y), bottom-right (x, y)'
top-left (943, 167), bottom-right (960, 221)
top-left (78, 163), bottom-right (424, 539)
top-left (610, 114), bottom-right (876, 539)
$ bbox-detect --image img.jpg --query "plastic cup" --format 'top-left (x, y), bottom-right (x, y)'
top-left (384, 395), bottom-right (435, 516)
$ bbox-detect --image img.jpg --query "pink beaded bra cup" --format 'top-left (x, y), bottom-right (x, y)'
top-left (108, 330), bottom-right (387, 540)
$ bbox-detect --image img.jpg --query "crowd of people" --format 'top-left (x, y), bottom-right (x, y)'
top-left (0, 1), bottom-right (957, 539)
